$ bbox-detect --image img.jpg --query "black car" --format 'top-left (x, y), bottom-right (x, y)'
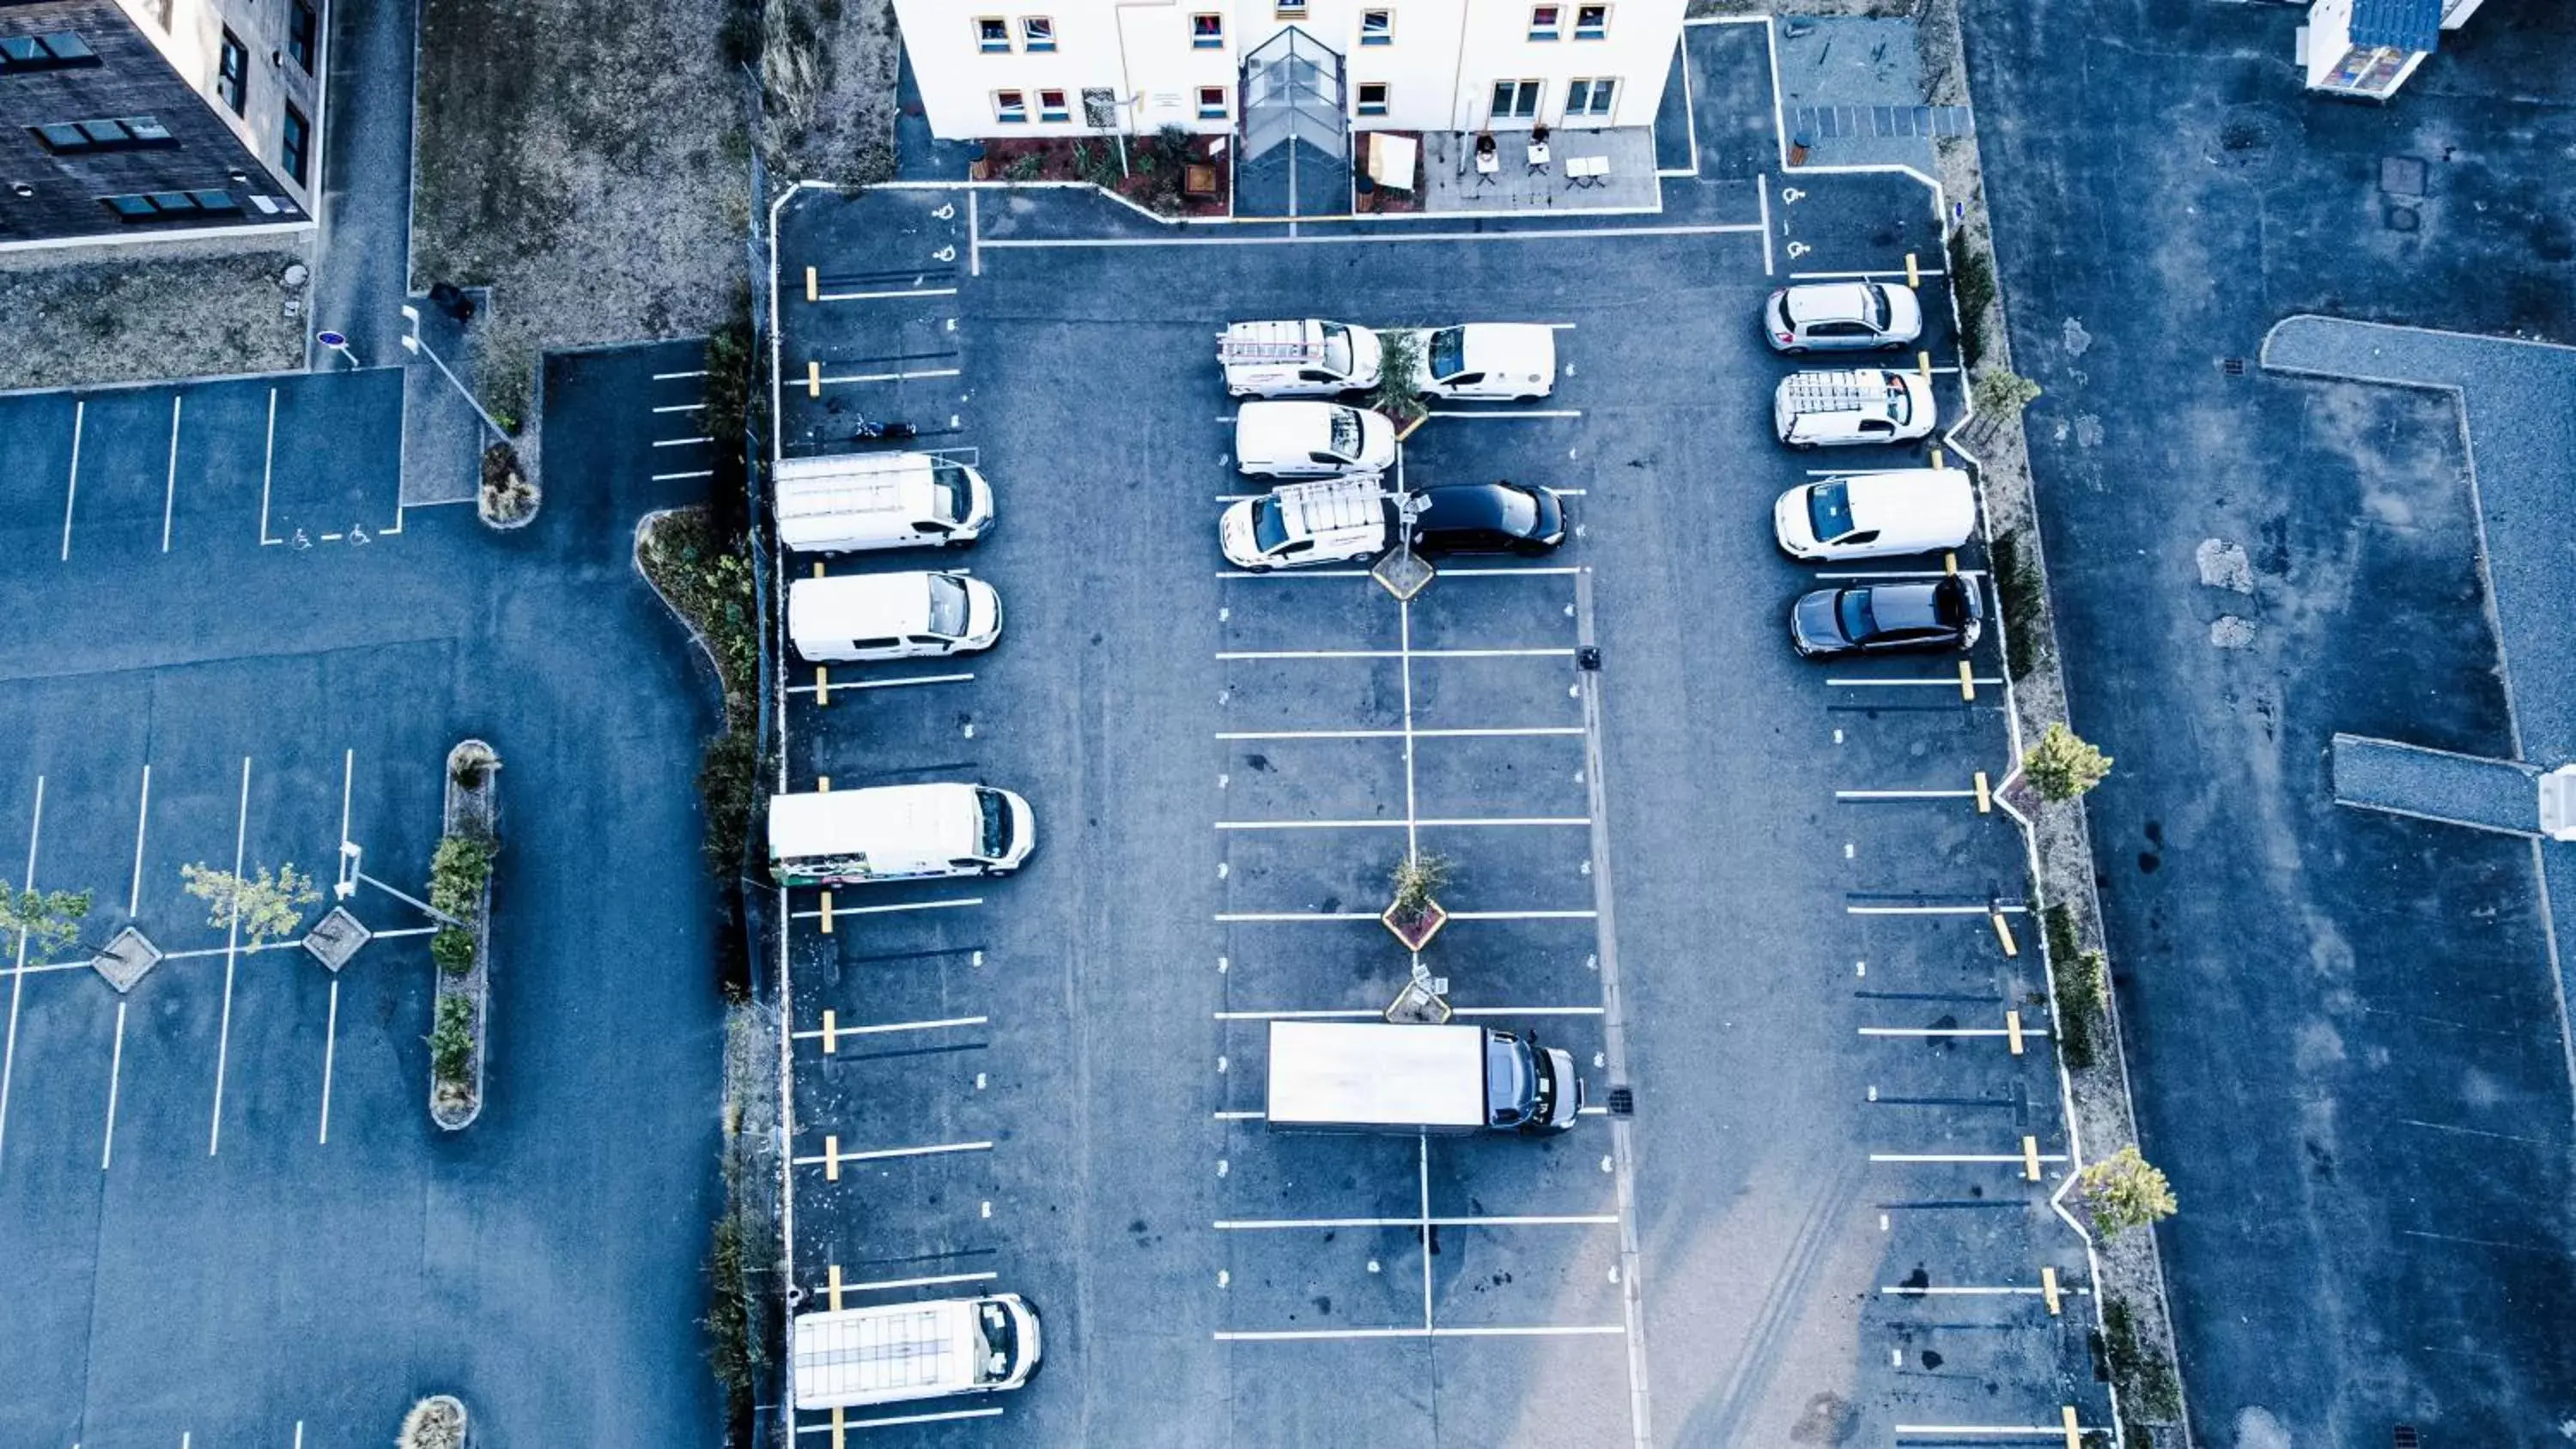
top-left (1789, 574), bottom-right (1984, 658)
top-left (1406, 482), bottom-right (1567, 557)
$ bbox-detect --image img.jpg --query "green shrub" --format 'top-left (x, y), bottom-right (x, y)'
top-left (430, 994), bottom-right (476, 1082)
top-left (2076, 1145), bottom-right (2178, 1238)
top-left (1990, 530), bottom-right (2048, 682)
top-left (2100, 1294), bottom-right (2184, 1420)
top-left (2026, 722), bottom-right (2113, 802)
top-left (1005, 151), bottom-right (1043, 181)
top-left (1971, 366), bottom-right (2042, 424)
top-left (706, 1210), bottom-right (763, 1391)
top-left (698, 729), bottom-right (761, 874)
top-left (432, 925), bottom-right (476, 977)
top-left (429, 834), bottom-right (494, 919)
top-left (2044, 903), bottom-right (2105, 1072)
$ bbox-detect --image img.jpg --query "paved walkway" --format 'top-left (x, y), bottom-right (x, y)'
top-left (1419, 127), bottom-right (1659, 212)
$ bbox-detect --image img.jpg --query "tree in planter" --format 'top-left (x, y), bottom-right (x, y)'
top-left (429, 834), bottom-right (495, 922)
top-left (399, 1394), bottom-right (467, 1449)
top-left (1971, 366), bottom-right (2042, 425)
top-left (2025, 722), bottom-right (2112, 801)
top-left (180, 863), bottom-right (319, 948)
top-left (430, 993), bottom-right (476, 1083)
top-left (1382, 850), bottom-right (1453, 949)
top-left (1369, 330), bottom-right (1429, 428)
top-left (0, 886), bottom-right (92, 962)
top-left (2075, 1144), bottom-right (2178, 1238)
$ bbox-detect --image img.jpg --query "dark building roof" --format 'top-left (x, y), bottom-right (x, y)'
top-left (0, 0), bottom-right (298, 245)
top-left (2350, 0), bottom-right (2446, 54)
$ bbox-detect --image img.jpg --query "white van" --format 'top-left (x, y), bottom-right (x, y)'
top-left (773, 452), bottom-right (994, 554)
top-left (787, 572), bottom-right (1001, 664)
top-left (1394, 324), bottom-right (1558, 402)
top-left (1234, 401), bottom-right (1398, 478)
top-left (1218, 476), bottom-right (1392, 571)
top-left (791, 1294), bottom-right (1042, 1411)
top-left (1220, 319), bottom-right (1382, 397)
top-left (768, 783), bottom-right (1035, 886)
top-left (1772, 368), bottom-right (1936, 449)
top-left (1772, 468), bottom-right (1978, 561)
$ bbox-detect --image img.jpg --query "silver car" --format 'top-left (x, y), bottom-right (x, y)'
top-left (1763, 282), bottom-right (1924, 354)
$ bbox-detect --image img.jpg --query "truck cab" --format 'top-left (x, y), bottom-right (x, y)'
top-left (1486, 1029), bottom-right (1585, 1134)
top-left (1218, 477), bottom-right (1393, 570)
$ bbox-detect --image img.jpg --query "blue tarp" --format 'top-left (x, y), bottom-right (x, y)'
top-left (2350, 0), bottom-right (2445, 54)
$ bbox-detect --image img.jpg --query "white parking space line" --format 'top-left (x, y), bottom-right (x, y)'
top-left (652, 403), bottom-right (707, 414)
top-left (1847, 903), bottom-right (2027, 916)
top-left (207, 756), bottom-right (251, 1157)
top-left (100, 999), bottom-right (125, 1170)
top-left (816, 367), bottom-right (963, 387)
top-left (1788, 268), bottom-right (1948, 281)
top-left (1423, 409), bottom-right (1584, 420)
top-left (1215, 1006), bottom-right (1602, 1020)
top-left (1869, 1152), bottom-right (2069, 1165)
top-left (1215, 816), bottom-right (1589, 830)
top-left (258, 388), bottom-right (279, 544)
top-left (653, 368), bottom-right (710, 380)
top-left (1216, 647), bottom-right (1573, 660)
top-left (653, 435), bottom-right (715, 448)
top-left (787, 672), bottom-right (974, 695)
top-left (58, 399), bottom-right (84, 561)
top-left (795, 1408), bottom-right (1005, 1433)
top-left (1758, 175), bottom-right (1774, 276)
top-left (128, 765), bottom-right (151, 914)
top-left (161, 395), bottom-right (182, 553)
top-left (1216, 726), bottom-right (1584, 741)
top-left (318, 979), bottom-right (339, 1145)
top-left (1213, 1109), bottom-right (1267, 1119)
top-left (1216, 1213), bottom-right (1619, 1229)
top-left (1836, 789), bottom-right (1978, 801)
top-left (1814, 568), bottom-right (1985, 580)
top-left (1827, 676), bottom-right (2004, 688)
top-left (816, 286), bottom-right (961, 301)
top-left (1879, 1283), bottom-right (2052, 1297)
top-left (1213, 910), bottom-right (1379, 922)
top-left (789, 895), bottom-right (982, 923)
top-left (793, 1139), bottom-right (993, 1166)
top-left (653, 469), bottom-right (717, 482)
top-left (1858, 1027), bottom-right (2032, 1039)
top-left (981, 221), bottom-right (1762, 252)
top-left (0, 775), bottom-right (45, 1161)
top-left (1419, 1134), bottom-right (1433, 1330)
top-left (1893, 1425), bottom-right (2090, 1440)
top-left (839, 1270), bottom-right (999, 1293)
top-left (1450, 908), bottom-right (1600, 920)
top-left (1217, 565), bottom-right (1583, 580)
top-left (791, 1015), bottom-right (987, 1040)
top-left (1215, 1325), bottom-right (1626, 1341)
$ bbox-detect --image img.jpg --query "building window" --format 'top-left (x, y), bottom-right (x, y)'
top-left (1039, 88), bottom-right (1069, 121)
top-left (993, 88), bottom-right (1028, 122)
top-left (0, 30), bottom-right (100, 73)
top-left (1491, 78), bottom-right (1541, 118)
top-left (1019, 15), bottom-right (1054, 51)
top-left (1355, 81), bottom-right (1389, 117)
top-left (1276, 0), bottom-right (1308, 15)
top-left (282, 103), bottom-right (310, 183)
top-left (29, 115), bottom-right (176, 154)
top-left (1528, 5), bottom-right (1559, 40)
top-left (1574, 3), bottom-right (1607, 39)
top-left (101, 189), bottom-right (241, 222)
top-left (288, 0), bottom-right (317, 71)
top-left (216, 29), bottom-right (248, 114)
top-left (1565, 76), bottom-right (1616, 115)
top-left (1197, 85), bottom-right (1227, 119)
top-left (1360, 9), bottom-right (1392, 44)
top-left (1192, 12), bottom-right (1224, 46)
top-left (975, 15), bottom-right (1011, 51)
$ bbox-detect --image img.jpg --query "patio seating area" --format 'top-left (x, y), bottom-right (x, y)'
top-left (1417, 126), bottom-right (1659, 212)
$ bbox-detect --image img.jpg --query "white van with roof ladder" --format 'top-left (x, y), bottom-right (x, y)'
top-left (1220, 319), bottom-right (1383, 397)
top-left (791, 1294), bottom-right (1042, 1410)
top-left (1218, 476), bottom-right (1394, 570)
top-left (773, 451), bottom-right (994, 554)
top-left (1772, 368), bottom-right (1937, 449)
top-left (767, 782), bottom-right (1035, 886)
top-left (786, 571), bottom-right (1001, 664)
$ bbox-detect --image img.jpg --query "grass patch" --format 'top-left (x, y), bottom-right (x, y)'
top-left (2100, 1294), bottom-right (2184, 1422)
top-left (1990, 529), bottom-right (2049, 682)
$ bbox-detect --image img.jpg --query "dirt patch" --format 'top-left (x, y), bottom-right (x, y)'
top-left (761, 0), bottom-right (902, 184)
top-left (0, 244), bottom-right (307, 392)
top-left (412, 0), bottom-right (754, 415)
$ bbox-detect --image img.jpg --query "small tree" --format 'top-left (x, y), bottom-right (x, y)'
top-left (0, 886), bottom-right (92, 962)
top-left (2024, 722), bottom-right (2112, 801)
top-left (1971, 366), bottom-right (2043, 424)
top-left (1369, 330), bottom-right (1428, 426)
top-left (429, 834), bottom-right (495, 920)
top-left (180, 862), bottom-right (319, 948)
top-left (1389, 851), bottom-right (1452, 915)
top-left (2075, 1145), bottom-right (2177, 1238)
top-left (431, 925), bottom-right (477, 978)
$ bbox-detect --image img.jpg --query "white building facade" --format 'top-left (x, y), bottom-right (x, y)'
top-left (890, 0), bottom-right (1686, 141)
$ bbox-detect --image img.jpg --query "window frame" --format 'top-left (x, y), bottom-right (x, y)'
top-left (216, 28), bottom-right (248, 114)
top-left (1359, 8), bottom-right (1392, 45)
top-left (282, 101), bottom-right (311, 184)
top-left (993, 88), bottom-right (1029, 123)
top-left (974, 15), bottom-right (1012, 52)
top-left (1355, 80), bottom-right (1390, 117)
top-left (1018, 15), bottom-right (1055, 52)
top-left (1491, 77), bottom-right (1542, 119)
top-left (1191, 11), bottom-right (1224, 47)
top-left (1196, 84), bottom-right (1229, 119)
top-left (1566, 76), bottom-right (1615, 116)
top-left (287, 0), bottom-right (317, 71)
top-left (1574, 3), bottom-right (1608, 39)
top-left (1528, 4), bottom-right (1559, 40)
top-left (1038, 87), bottom-right (1070, 121)
top-left (1274, 0), bottom-right (1309, 15)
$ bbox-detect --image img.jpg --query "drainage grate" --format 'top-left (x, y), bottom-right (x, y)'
top-left (1607, 1085), bottom-right (1635, 1116)
top-left (2392, 1428), bottom-right (2420, 1449)
top-left (2221, 357), bottom-right (2246, 376)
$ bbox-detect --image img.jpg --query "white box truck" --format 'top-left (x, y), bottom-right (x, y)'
top-left (773, 451), bottom-right (994, 554)
top-left (791, 1294), bottom-right (1042, 1411)
top-left (1264, 1020), bottom-right (1583, 1135)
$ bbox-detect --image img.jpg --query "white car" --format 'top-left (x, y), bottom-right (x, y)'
top-left (1219, 477), bottom-right (1392, 571)
top-left (1234, 402), bottom-right (1398, 478)
top-left (1772, 468), bottom-right (1978, 561)
top-left (1773, 368), bottom-right (1936, 449)
top-left (786, 571), bottom-right (1001, 664)
top-left (1220, 319), bottom-right (1382, 397)
top-left (1396, 324), bottom-right (1557, 402)
top-left (1763, 282), bottom-right (1923, 354)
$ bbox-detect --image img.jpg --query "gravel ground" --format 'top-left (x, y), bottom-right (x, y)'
top-left (0, 244), bottom-right (308, 393)
top-left (412, 0), bottom-right (755, 359)
top-left (762, 0), bottom-right (902, 183)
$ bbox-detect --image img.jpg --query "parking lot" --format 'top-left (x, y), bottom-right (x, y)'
top-left (771, 44), bottom-right (2115, 1435)
top-left (0, 343), bottom-right (730, 1444)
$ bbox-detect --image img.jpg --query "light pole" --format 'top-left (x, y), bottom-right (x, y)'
top-left (398, 304), bottom-right (511, 446)
top-left (336, 840), bottom-right (466, 928)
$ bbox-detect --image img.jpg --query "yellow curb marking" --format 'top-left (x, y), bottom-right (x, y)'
top-left (1973, 770), bottom-right (1991, 814)
top-left (824, 1133), bottom-right (841, 1180)
top-left (2041, 1265), bottom-right (2062, 1316)
top-left (821, 1008), bottom-right (839, 1051)
top-left (1991, 911), bottom-right (2018, 957)
top-left (2021, 1135), bottom-right (2042, 1182)
top-left (1905, 252), bottom-right (1920, 288)
top-left (2005, 1009), bottom-right (2024, 1056)
top-left (807, 360), bottom-right (822, 397)
top-left (1958, 660), bottom-right (1976, 701)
